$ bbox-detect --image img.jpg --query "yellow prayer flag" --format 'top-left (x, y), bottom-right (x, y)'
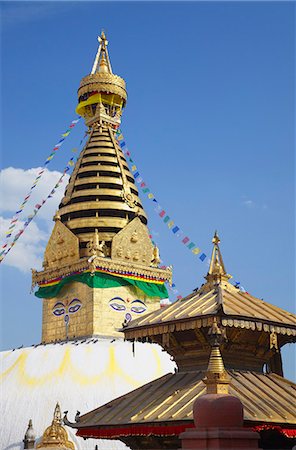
top-left (148, 193), bottom-right (154, 199)
top-left (192, 247), bottom-right (201, 255)
top-left (167, 221), bottom-right (174, 229)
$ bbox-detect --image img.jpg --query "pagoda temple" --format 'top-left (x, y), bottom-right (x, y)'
top-left (0, 32), bottom-right (175, 450)
top-left (68, 232), bottom-right (296, 449)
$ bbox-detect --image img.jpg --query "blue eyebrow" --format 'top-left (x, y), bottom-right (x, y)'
top-left (109, 297), bottom-right (126, 303)
top-left (69, 298), bottom-right (81, 305)
top-left (131, 300), bottom-right (146, 306)
top-left (53, 302), bottom-right (65, 308)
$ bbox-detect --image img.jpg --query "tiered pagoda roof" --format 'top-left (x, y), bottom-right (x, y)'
top-left (68, 233), bottom-right (296, 449)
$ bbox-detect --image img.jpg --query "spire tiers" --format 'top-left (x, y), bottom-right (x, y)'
top-left (76, 31), bottom-right (127, 128)
top-left (205, 231), bottom-right (232, 287)
top-left (57, 125), bottom-right (147, 257)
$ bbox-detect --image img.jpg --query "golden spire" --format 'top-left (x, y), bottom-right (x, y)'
top-left (91, 30), bottom-right (113, 74)
top-left (36, 403), bottom-right (75, 449)
top-left (203, 319), bottom-right (230, 394)
top-left (205, 231), bottom-right (231, 286)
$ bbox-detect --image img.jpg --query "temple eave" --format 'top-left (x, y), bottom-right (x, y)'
top-left (32, 256), bottom-right (172, 286)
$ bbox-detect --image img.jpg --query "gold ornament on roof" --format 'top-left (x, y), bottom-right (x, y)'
top-left (205, 231), bottom-right (232, 287)
top-left (36, 403), bottom-right (75, 449)
top-left (87, 229), bottom-right (106, 258)
top-left (151, 246), bottom-right (161, 268)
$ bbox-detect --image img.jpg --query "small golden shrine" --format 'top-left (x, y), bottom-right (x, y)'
top-left (68, 233), bottom-right (296, 449)
top-left (36, 403), bottom-right (75, 450)
top-left (32, 31), bottom-right (172, 343)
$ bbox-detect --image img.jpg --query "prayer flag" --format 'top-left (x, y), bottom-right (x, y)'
top-left (199, 253), bottom-right (207, 261)
top-left (187, 242), bottom-right (195, 250)
top-left (142, 188), bottom-right (150, 193)
top-left (148, 193), bottom-right (154, 199)
top-left (167, 220), bottom-right (174, 229)
top-left (131, 165), bottom-right (137, 171)
top-left (182, 237), bottom-right (190, 244)
top-left (120, 141), bottom-right (126, 147)
top-left (192, 247), bottom-right (201, 255)
top-left (172, 226), bottom-right (180, 234)
top-left (159, 210), bottom-right (165, 218)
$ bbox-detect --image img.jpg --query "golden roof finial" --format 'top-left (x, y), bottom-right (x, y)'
top-left (205, 231), bottom-right (231, 286)
top-left (91, 30), bottom-right (113, 75)
top-left (36, 402), bottom-right (75, 449)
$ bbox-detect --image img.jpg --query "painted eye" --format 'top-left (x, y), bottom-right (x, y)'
top-left (130, 300), bottom-right (147, 314)
top-left (69, 304), bottom-right (81, 314)
top-left (53, 308), bottom-right (65, 316)
top-left (110, 303), bottom-right (126, 312)
top-left (131, 305), bottom-right (146, 314)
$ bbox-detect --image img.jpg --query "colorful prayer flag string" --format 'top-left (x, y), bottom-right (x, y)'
top-left (0, 117), bottom-right (81, 253)
top-left (0, 128), bottom-right (87, 264)
top-left (0, 155), bottom-right (77, 263)
top-left (115, 129), bottom-right (208, 263)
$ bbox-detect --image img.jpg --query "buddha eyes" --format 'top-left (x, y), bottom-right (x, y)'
top-left (110, 302), bottom-right (126, 311)
top-left (52, 299), bottom-right (82, 316)
top-left (53, 307), bottom-right (65, 316)
top-left (68, 303), bottom-right (81, 313)
top-left (131, 305), bottom-right (146, 314)
top-left (109, 298), bottom-right (147, 314)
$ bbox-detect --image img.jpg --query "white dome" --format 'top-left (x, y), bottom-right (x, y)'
top-left (1, 337), bottom-right (175, 450)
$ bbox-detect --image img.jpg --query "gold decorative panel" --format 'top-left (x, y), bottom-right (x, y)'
top-left (111, 217), bottom-right (154, 266)
top-left (43, 220), bottom-right (79, 270)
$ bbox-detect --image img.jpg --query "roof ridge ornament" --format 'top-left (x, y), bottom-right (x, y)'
top-left (91, 30), bottom-right (113, 75)
top-left (205, 231), bottom-right (232, 287)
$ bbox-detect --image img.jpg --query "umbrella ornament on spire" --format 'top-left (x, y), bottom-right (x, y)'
top-left (76, 30), bottom-right (127, 128)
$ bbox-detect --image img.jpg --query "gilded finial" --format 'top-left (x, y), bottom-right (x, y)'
top-left (212, 230), bottom-right (220, 245)
top-left (91, 29), bottom-right (113, 74)
top-left (36, 402), bottom-right (75, 449)
top-left (205, 231), bottom-right (231, 286)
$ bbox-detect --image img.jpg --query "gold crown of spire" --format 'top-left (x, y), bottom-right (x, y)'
top-left (91, 30), bottom-right (113, 75)
top-left (77, 30), bottom-right (127, 124)
top-left (205, 231), bottom-right (232, 286)
top-left (36, 403), bottom-right (75, 449)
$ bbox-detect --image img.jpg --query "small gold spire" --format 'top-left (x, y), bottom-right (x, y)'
top-left (91, 30), bottom-right (113, 74)
top-left (205, 231), bottom-right (231, 286)
top-left (36, 402), bottom-right (75, 449)
top-left (98, 50), bottom-right (109, 73)
top-left (204, 344), bottom-right (231, 395)
top-left (207, 345), bottom-right (225, 374)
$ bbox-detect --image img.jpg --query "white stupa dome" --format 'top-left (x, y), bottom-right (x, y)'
top-left (1, 337), bottom-right (175, 449)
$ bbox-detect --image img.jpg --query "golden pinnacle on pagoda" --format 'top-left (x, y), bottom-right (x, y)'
top-left (205, 231), bottom-right (232, 287)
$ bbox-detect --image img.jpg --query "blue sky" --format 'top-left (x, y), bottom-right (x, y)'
top-left (0, 2), bottom-right (295, 380)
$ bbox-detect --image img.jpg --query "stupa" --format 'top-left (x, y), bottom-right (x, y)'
top-left (0, 32), bottom-right (176, 450)
top-left (68, 233), bottom-right (296, 449)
